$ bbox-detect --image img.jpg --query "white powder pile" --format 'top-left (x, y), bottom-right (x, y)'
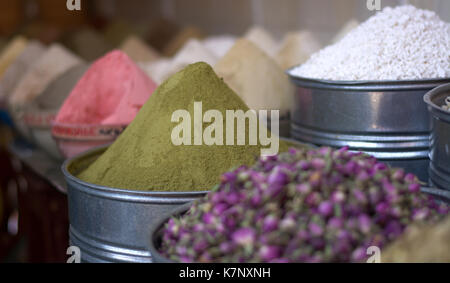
top-left (291, 5), bottom-right (450, 81)
top-left (202, 35), bottom-right (237, 58)
top-left (140, 39), bottom-right (218, 84)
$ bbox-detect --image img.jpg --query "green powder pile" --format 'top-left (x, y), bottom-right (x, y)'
top-left (78, 62), bottom-right (290, 192)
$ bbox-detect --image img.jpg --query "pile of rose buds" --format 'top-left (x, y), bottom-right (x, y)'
top-left (160, 147), bottom-right (449, 263)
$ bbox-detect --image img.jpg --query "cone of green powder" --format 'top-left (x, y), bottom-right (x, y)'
top-left (78, 62), bottom-right (292, 192)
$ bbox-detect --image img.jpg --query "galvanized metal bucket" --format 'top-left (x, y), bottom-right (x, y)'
top-left (424, 83), bottom-right (450, 191)
top-left (286, 73), bottom-right (450, 182)
top-left (62, 145), bottom-right (208, 263)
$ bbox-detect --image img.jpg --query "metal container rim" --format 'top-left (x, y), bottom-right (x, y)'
top-left (424, 83), bottom-right (450, 117)
top-left (62, 144), bottom-right (210, 197)
top-left (286, 69), bottom-right (450, 90)
top-left (62, 138), bottom-right (310, 198)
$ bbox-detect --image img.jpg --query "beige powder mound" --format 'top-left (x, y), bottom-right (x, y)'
top-left (0, 36), bottom-right (28, 78)
top-left (120, 35), bottom-right (160, 63)
top-left (9, 44), bottom-right (83, 106)
top-left (0, 41), bottom-right (46, 102)
top-left (244, 26), bottom-right (278, 57)
top-left (382, 217), bottom-right (450, 263)
top-left (276, 31), bottom-right (322, 70)
top-left (215, 39), bottom-right (293, 115)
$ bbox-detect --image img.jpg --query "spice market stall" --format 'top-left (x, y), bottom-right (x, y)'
top-left (0, 1), bottom-right (448, 264)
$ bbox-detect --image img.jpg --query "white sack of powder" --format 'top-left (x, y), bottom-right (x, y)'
top-left (291, 5), bottom-right (450, 81)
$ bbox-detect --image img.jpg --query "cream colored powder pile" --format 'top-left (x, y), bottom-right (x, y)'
top-left (244, 27), bottom-right (278, 57)
top-left (215, 39), bottom-right (293, 116)
top-left (120, 35), bottom-right (160, 63)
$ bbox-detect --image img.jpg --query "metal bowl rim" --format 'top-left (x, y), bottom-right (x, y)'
top-left (424, 83), bottom-right (450, 116)
top-left (62, 138), bottom-right (309, 197)
top-left (62, 144), bottom-right (210, 197)
top-left (286, 69), bottom-right (450, 87)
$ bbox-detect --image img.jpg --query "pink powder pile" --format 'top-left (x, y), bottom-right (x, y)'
top-left (55, 50), bottom-right (157, 125)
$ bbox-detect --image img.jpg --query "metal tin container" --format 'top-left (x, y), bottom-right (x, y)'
top-left (63, 139), bottom-right (309, 263)
top-left (148, 188), bottom-right (450, 263)
top-left (424, 83), bottom-right (450, 191)
top-left (62, 145), bottom-right (207, 263)
top-left (287, 74), bottom-right (450, 182)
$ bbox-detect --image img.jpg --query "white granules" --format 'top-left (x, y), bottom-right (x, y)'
top-left (291, 5), bottom-right (450, 81)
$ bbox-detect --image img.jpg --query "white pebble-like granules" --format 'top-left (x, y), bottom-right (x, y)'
top-left (291, 5), bottom-right (450, 81)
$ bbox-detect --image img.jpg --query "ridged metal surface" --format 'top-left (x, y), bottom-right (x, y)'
top-left (287, 73), bottom-right (450, 182)
top-left (424, 83), bottom-right (450, 191)
top-left (62, 145), bottom-right (207, 263)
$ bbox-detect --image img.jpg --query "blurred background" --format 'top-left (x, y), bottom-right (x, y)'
top-left (0, 0), bottom-right (449, 46)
